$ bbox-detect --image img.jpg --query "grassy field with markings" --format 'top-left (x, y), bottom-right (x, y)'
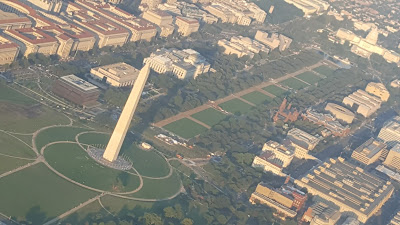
top-left (163, 118), bottom-right (208, 139)
top-left (241, 91), bottom-right (273, 105)
top-left (279, 77), bottom-right (309, 90)
top-left (190, 108), bottom-right (227, 127)
top-left (219, 99), bottom-right (253, 114)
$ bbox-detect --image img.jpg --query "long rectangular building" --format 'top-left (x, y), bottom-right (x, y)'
top-left (74, 0), bottom-right (157, 42)
top-left (351, 138), bottom-right (387, 165)
top-left (0, 10), bottom-right (32, 30)
top-left (378, 116), bottom-right (400, 148)
top-left (0, 35), bottom-right (19, 65)
top-left (249, 182), bottom-right (307, 218)
top-left (4, 27), bottom-right (59, 57)
top-left (66, 2), bottom-right (129, 48)
top-left (53, 74), bottom-right (100, 107)
top-left (343, 89), bottom-right (382, 117)
top-left (295, 157), bottom-right (394, 223)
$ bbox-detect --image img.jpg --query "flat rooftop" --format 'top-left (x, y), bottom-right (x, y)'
top-left (0, 35), bottom-right (18, 49)
top-left (60, 75), bottom-right (98, 92)
top-left (0, 10), bottom-right (31, 24)
top-left (5, 27), bottom-right (58, 45)
top-left (93, 62), bottom-right (139, 78)
top-left (296, 158), bottom-right (394, 217)
top-left (354, 138), bottom-right (386, 158)
top-left (287, 128), bottom-right (320, 144)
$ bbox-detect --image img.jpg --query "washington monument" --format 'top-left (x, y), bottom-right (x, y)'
top-left (103, 64), bottom-right (151, 162)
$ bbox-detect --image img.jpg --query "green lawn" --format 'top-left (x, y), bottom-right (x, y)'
top-left (122, 144), bottom-right (171, 178)
top-left (295, 71), bottom-right (323, 84)
top-left (263, 85), bottom-right (288, 97)
top-left (0, 155), bottom-right (32, 174)
top-left (60, 200), bottom-right (109, 225)
top-left (0, 83), bottom-right (37, 105)
top-left (279, 77), bottom-right (310, 90)
top-left (219, 99), bottom-right (253, 114)
top-left (101, 195), bottom-right (154, 212)
top-left (0, 164), bottom-right (96, 224)
top-left (77, 132), bottom-right (110, 147)
top-left (129, 171), bottom-right (181, 199)
top-left (241, 91), bottom-right (273, 105)
top-left (77, 132), bottom-right (171, 178)
top-left (313, 65), bottom-right (335, 77)
top-left (170, 159), bottom-right (192, 176)
top-left (190, 108), bottom-right (227, 127)
top-left (45, 143), bottom-right (141, 192)
top-left (163, 118), bottom-right (208, 139)
top-left (0, 103), bottom-right (70, 133)
top-left (0, 132), bottom-right (36, 158)
top-left (35, 126), bottom-right (89, 152)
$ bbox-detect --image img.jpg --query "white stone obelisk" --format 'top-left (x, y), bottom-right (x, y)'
top-left (103, 64), bottom-right (151, 162)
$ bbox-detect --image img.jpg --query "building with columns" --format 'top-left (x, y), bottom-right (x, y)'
top-left (0, 35), bottom-right (19, 65)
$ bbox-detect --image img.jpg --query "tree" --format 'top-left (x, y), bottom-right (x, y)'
top-left (141, 213), bottom-right (162, 225)
top-left (181, 218), bottom-right (194, 225)
top-left (216, 215), bottom-right (228, 224)
top-left (164, 206), bottom-right (177, 219)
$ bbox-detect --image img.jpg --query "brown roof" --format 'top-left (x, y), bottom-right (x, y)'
top-left (0, 36), bottom-right (19, 50)
top-left (5, 27), bottom-right (58, 45)
top-left (0, 17), bottom-right (31, 25)
top-left (177, 16), bottom-right (199, 24)
top-left (149, 9), bottom-right (172, 18)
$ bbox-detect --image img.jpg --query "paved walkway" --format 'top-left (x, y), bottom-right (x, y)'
top-left (155, 60), bottom-right (326, 128)
top-left (43, 193), bottom-right (105, 225)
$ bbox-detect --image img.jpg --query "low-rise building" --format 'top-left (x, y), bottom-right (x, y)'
top-left (335, 27), bottom-right (400, 64)
top-left (142, 9), bottom-right (174, 37)
top-left (343, 90), bottom-right (382, 117)
top-left (254, 31), bottom-right (292, 52)
top-left (0, 35), bottom-right (19, 65)
top-left (67, 3), bottom-right (130, 48)
top-left (351, 138), bottom-right (387, 165)
top-left (302, 109), bottom-right (350, 137)
top-left (388, 210), bottom-right (400, 225)
top-left (287, 128), bottom-right (319, 150)
top-left (365, 82), bottom-right (390, 102)
top-left (284, 0), bottom-right (330, 15)
top-left (378, 116), bottom-right (400, 148)
top-left (90, 62), bottom-right (140, 87)
top-left (302, 201), bottom-right (341, 225)
top-left (295, 157), bottom-right (394, 223)
top-left (390, 79), bottom-right (400, 88)
top-left (375, 165), bottom-right (400, 183)
top-left (0, 10), bottom-right (32, 30)
top-left (74, 0), bottom-right (157, 42)
top-left (325, 103), bottom-right (355, 124)
top-left (40, 25), bottom-right (96, 59)
top-left (273, 98), bottom-right (300, 123)
top-left (384, 144), bottom-right (400, 171)
top-left (218, 36), bottom-right (269, 58)
top-left (25, 0), bottom-right (62, 13)
top-left (249, 182), bottom-right (307, 218)
top-left (286, 128), bottom-right (320, 159)
top-left (261, 141), bottom-right (295, 167)
top-left (4, 27), bottom-right (59, 57)
top-left (252, 152), bottom-right (286, 176)
top-left (144, 48), bottom-right (210, 79)
top-left (53, 74), bottom-right (100, 107)
top-left (175, 16), bottom-right (199, 36)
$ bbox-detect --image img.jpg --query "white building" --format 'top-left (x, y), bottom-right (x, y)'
top-left (378, 116), bottom-right (400, 148)
top-left (90, 62), bottom-right (140, 87)
top-left (144, 48), bottom-right (210, 79)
